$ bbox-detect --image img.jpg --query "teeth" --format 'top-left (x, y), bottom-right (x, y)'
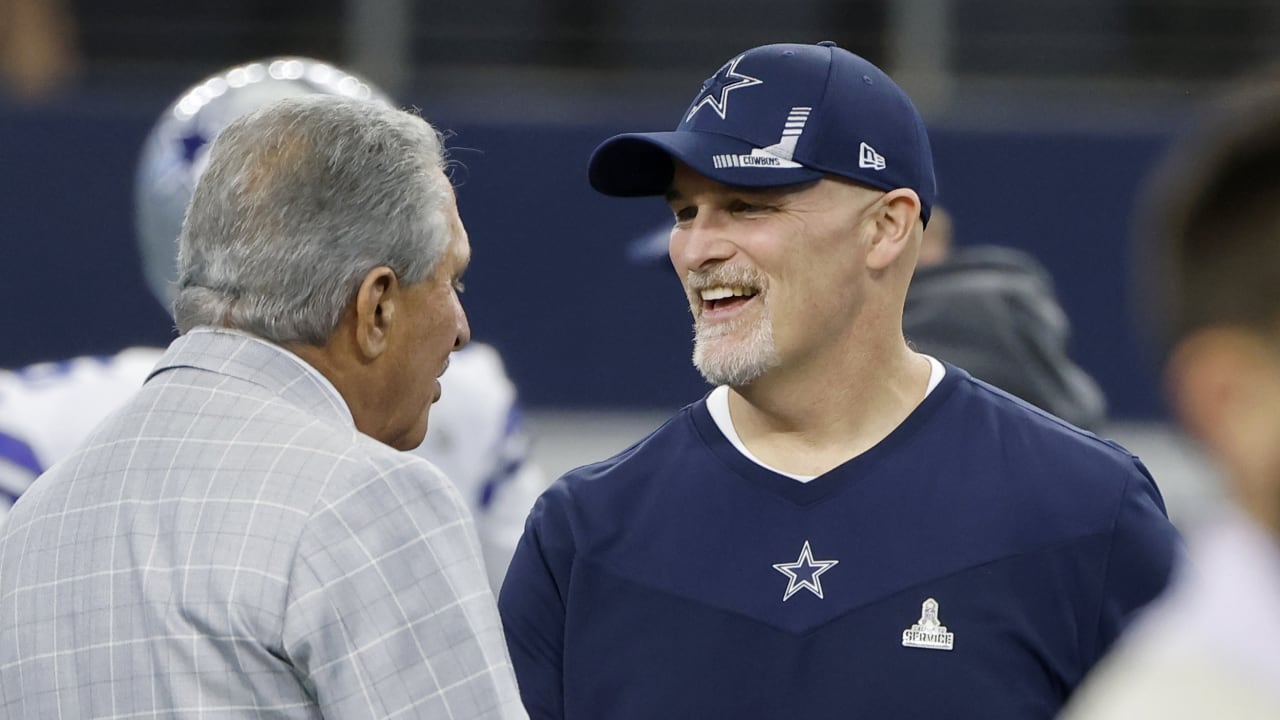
top-left (700, 286), bottom-right (755, 301)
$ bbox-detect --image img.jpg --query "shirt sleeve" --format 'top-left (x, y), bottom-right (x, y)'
top-left (0, 430), bottom-right (41, 519)
top-left (498, 481), bottom-right (575, 720)
top-left (282, 456), bottom-right (528, 719)
top-left (1089, 458), bottom-right (1185, 664)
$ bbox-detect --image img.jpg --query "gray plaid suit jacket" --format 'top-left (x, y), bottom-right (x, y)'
top-left (0, 328), bottom-right (527, 719)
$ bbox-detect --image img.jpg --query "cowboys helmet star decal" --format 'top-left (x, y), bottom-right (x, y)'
top-left (772, 541), bottom-right (840, 601)
top-left (685, 54), bottom-right (763, 123)
top-left (180, 130), bottom-right (209, 164)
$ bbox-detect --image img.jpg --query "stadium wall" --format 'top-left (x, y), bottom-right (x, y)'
top-left (0, 100), bottom-right (1174, 417)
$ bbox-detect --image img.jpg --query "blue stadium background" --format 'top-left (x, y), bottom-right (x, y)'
top-left (8, 0), bottom-right (1276, 420)
top-left (0, 104), bottom-right (1175, 417)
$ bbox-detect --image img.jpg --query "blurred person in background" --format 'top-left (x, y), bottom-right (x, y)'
top-left (0, 92), bottom-right (526, 718)
top-left (0, 0), bottom-right (78, 100)
top-left (0, 57), bottom-right (546, 590)
top-left (500, 40), bottom-right (1181, 719)
top-left (1058, 74), bottom-right (1280, 719)
top-left (904, 205), bottom-right (1108, 430)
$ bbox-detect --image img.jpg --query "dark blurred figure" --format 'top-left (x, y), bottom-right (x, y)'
top-left (904, 206), bottom-right (1107, 430)
top-left (66, 1), bottom-right (340, 81)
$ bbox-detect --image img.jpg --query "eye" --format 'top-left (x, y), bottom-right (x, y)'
top-left (729, 199), bottom-right (771, 214)
top-left (671, 205), bottom-right (697, 224)
top-left (452, 278), bottom-right (466, 294)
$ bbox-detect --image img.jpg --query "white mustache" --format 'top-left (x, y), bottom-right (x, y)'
top-left (686, 265), bottom-right (766, 293)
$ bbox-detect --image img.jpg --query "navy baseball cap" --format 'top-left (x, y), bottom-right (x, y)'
top-left (589, 41), bottom-right (936, 225)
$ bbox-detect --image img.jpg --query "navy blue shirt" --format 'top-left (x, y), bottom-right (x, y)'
top-left (500, 365), bottom-right (1181, 719)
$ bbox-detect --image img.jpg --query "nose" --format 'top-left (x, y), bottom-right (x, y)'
top-left (670, 211), bottom-right (736, 274)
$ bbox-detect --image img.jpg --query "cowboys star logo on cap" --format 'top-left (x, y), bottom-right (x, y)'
top-left (684, 55), bottom-right (763, 123)
top-left (587, 41), bottom-right (936, 223)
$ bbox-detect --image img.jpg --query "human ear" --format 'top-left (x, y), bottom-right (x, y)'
top-left (866, 188), bottom-right (922, 272)
top-left (353, 266), bottom-right (399, 360)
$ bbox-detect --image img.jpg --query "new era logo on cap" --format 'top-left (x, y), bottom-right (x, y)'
top-left (587, 41), bottom-right (935, 225)
top-left (859, 142), bottom-right (886, 171)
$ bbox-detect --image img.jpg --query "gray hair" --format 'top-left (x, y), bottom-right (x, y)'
top-left (173, 95), bottom-right (452, 344)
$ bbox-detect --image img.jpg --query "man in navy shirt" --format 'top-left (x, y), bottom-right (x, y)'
top-left (499, 41), bottom-right (1182, 719)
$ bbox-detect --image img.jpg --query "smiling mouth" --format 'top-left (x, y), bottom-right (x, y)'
top-left (699, 285), bottom-right (759, 313)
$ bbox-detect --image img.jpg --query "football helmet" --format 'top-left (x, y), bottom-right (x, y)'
top-left (133, 58), bottom-right (391, 308)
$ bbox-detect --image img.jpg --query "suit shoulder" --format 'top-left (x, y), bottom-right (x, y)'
top-left (332, 432), bottom-right (455, 491)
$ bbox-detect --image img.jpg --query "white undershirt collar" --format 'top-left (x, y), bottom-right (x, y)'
top-left (706, 355), bottom-right (945, 482)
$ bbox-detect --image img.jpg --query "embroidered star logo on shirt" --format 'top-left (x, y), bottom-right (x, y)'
top-left (685, 54), bottom-right (763, 123)
top-left (772, 541), bottom-right (840, 601)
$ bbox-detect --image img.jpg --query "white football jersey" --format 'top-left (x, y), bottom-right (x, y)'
top-left (0, 342), bottom-right (544, 589)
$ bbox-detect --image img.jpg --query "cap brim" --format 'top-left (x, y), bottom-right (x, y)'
top-left (588, 131), bottom-right (824, 197)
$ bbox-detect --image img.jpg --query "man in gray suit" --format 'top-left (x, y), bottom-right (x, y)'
top-left (0, 96), bottom-right (527, 718)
